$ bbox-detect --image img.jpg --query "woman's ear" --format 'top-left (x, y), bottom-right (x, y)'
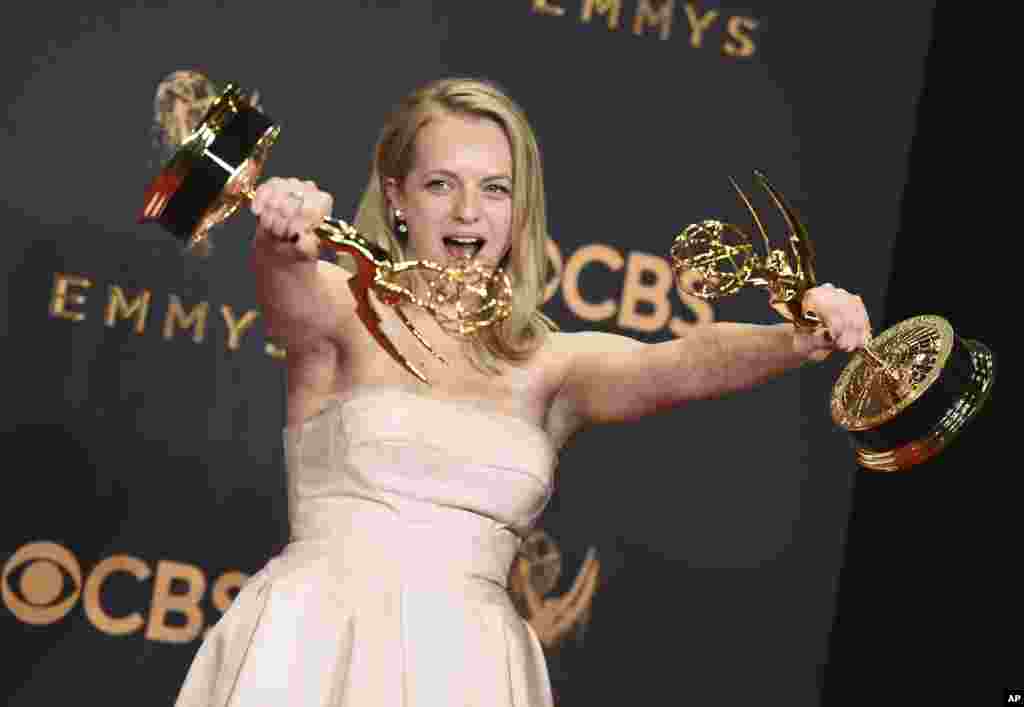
top-left (382, 176), bottom-right (401, 211)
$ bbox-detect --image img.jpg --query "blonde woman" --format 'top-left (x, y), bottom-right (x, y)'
top-left (174, 77), bottom-right (870, 707)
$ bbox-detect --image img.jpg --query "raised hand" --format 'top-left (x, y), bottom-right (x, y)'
top-left (251, 176), bottom-right (333, 261)
top-left (799, 282), bottom-right (872, 361)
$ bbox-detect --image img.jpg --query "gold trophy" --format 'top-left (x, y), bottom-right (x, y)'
top-left (139, 77), bottom-right (511, 385)
top-left (670, 170), bottom-right (996, 471)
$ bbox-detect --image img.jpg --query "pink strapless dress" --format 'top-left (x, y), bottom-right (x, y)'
top-left (174, 386), bottom-right (557, 706)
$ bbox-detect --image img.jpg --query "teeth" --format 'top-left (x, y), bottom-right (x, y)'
top-left (443, 237), bottom-right (485, 258)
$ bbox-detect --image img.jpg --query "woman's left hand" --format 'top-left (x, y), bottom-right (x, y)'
top-left (797, 283), bottom-right (872, 361)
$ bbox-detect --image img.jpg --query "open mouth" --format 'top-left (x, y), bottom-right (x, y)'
top-left (442, 236), bottom-right (485, 261)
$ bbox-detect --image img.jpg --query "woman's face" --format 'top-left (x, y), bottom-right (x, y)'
top-left (385, 112), bottom-right (514, 268)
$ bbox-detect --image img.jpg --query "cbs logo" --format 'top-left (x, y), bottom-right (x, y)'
top-left (3, 541), bottom-right (246, 642)
top-left (543, 239), bottom-right (714, 335)
top-left (2, 542), bottom-right (81, 625)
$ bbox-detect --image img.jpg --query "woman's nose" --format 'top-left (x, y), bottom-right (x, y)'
top-left (453, 188), bottom-right (481, 223)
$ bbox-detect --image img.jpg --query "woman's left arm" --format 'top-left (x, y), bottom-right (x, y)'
top-left (553, 285), bottom-right (870, 427)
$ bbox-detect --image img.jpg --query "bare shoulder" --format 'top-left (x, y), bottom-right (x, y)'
top-left (536, 330), bottom-right (647, 384)
top-left (535, 330), bottom-right (647, 382)
top-left (534, 329), bottom-right (647, 443)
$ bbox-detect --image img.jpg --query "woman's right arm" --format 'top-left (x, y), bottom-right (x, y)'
top-left (249, 177), bottom-right (356, 356)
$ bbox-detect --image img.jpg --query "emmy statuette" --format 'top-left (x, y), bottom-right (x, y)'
top-left (669, 170), bottom-right (996, 471)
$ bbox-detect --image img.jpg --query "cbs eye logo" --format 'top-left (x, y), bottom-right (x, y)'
top-left (3, 540), bottom-right (249, 643)
top-left (2, 542), bottom-right (82, 625)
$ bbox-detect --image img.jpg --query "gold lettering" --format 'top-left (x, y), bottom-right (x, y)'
top-left (49, 273), bottom-right (92, 322)
top-left (633, 0), bottom-right (674, 40)
top-left (211, 571), bottom-right (249, 615)
top-left (220, 305), bottom-right (260, 351)
top-left (668, 269), bottom-right (715, 335)
top-left (562, 244), bottom-right (623, 321)
top-left (618, 252), bottom-right (674, 332)
top-left (532, 0), bottom-right (566, 16)
top-left (684, 2), bottom-right (719, 48)
top-left (83, 555), bottom-right (151, 636)
top-left (544, 236), bottom-right (564, 304)
top-left (582, 0), bottom-right (621, 29)
top-left (163, 295), bottom-right (209, 343)
top-left (724, 16), bottom-right (757, 57)
top-left (105, 286), bottom-right (151, 334)
top-left (145, 560), bottom-right (206, 643)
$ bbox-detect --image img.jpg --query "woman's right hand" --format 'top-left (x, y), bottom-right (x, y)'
top-left (249, 176), bottom-right (354, 367)
top-left (251, 176), bottom-right (334, 262)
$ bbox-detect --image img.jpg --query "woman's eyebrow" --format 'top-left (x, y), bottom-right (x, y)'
top-left (425, 169), bottom-right (512, 182)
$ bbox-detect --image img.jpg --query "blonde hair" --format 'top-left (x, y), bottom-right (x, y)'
top-left (353, 77), bottom-right (556, 372)
top-left (151, 70), bottom-right (220, 163)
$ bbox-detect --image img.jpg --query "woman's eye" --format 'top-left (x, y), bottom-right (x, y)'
top-left (427, 180), bottom-right (450, 192)
top-left (486, 183), bottom-right (511, 194)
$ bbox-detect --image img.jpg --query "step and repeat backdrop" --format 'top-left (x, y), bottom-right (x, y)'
top-left (1, 2), bottom-right (933, 704)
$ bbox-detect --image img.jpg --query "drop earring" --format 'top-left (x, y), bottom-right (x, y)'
top-left (394, 209), bottom-right (408, 236)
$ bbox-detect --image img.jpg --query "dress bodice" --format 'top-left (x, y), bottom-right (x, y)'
top-left (282, 386), bottom-right (558, 587)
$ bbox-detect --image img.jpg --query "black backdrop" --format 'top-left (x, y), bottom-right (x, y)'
top-left (2, 2), bottom-right (989, 705)
top-left (824, 4), bottom-right (1010, 705)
